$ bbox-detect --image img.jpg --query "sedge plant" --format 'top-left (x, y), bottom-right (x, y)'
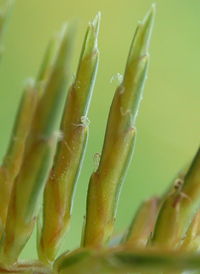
top-left (0, 1), bottom-right (200, 274)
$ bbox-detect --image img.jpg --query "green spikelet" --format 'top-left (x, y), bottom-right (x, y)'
top-left (0, 23), bottom-right (74, 264)
top-left (38, 13), bottom-right (100, 265)
top-left (82, 4), bottom-right (155, 248)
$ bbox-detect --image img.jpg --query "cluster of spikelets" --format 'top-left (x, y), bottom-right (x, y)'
top-left (0, 1), bottom-right (200, 274)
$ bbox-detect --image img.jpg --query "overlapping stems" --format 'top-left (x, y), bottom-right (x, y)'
top-left (0, 2), bottom-right (200, 274)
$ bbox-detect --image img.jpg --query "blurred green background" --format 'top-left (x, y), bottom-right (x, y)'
top-left (0, 0), bottom-right (199, 260)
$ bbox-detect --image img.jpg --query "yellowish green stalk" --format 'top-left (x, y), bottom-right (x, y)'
top-left (28, 23), bottom-right (74, 141)
top-left (176, 147), bottom-right (200, 240)
top-left (0, 23), bottom-right (74, 264)
top-left (179, 207), bottom-right (200, 252)
top-left (150, 147), bottom-right (200, 250)
top-left (36, 35), bottom-right (60, 97)
top-left (83, 4), bottom-right (155, 248)
top-left (149, 194), bottom-right (181, 249)
top-left (0, 21), bottom-right (60, 231)
top-left (0, 80), bottom-right (38, 227)
top-left (38, 13), bottom-right (100, 264)
top-left (123, 197), bottom-right (158, 248)
top-left (0, 133), bottom-right (58, 265)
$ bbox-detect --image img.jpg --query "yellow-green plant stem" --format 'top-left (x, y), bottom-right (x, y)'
top-left (83, 4), bottom-right (155, 248)
top-left (38, 13), bottom-right (100, 264)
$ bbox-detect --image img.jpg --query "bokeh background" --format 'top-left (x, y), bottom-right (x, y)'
top-left (0, 0), bottom-right (199, 260)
